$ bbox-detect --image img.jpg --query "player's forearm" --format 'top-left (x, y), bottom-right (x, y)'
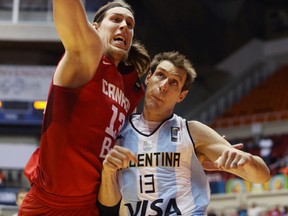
top-left (228, 155), bottom-right (271, 184)
top-left (243, 155), bottom-right (270, 183)
top-left (53, 0), bottom-right (91, 49)
top-left (97, 173), bottom-right (121, 216)
top-left (98, 169), bottom-right (121, 207)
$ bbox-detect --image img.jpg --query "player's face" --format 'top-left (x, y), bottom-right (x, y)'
top-left (97, 7), bottom-right (134, 63)
top-left (144, 60), bottom-right (188, 116)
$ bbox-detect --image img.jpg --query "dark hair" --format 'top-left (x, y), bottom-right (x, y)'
top-left (150, 51), bottom-right (197, 91)
top-left (93, 1), bottom-right (150, 76)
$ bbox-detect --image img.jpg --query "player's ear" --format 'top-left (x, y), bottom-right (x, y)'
top-left (177, 90), bottom-right (188, 103)
top-left (92, 22), bottom-right (99, 30)
top-left (145, 71), bottom-right (152, 85)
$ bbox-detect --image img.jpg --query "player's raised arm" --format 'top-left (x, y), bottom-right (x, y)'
top-left (52, 0), bottom-right (102, 88)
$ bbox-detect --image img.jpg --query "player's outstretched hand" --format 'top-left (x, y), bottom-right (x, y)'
top-left (202, 143), bottom-right (244, 171)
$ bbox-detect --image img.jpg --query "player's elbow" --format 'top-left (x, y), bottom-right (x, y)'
top-left (255, 168), bottom-right (271, 184)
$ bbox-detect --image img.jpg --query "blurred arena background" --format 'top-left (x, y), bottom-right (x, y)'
top-left (0, 0), bottom-right (288, 215)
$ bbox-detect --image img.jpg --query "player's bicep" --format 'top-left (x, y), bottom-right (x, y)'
top-left (188, 120), bottom-right (231, 162)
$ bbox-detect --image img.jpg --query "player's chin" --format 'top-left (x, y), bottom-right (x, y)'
top-left (112, 47), bottom-right (128, 61)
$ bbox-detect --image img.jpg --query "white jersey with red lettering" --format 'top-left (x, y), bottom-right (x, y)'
top-left (117, 113), bottom-right (210, 216)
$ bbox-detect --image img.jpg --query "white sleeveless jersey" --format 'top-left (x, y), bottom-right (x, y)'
top-left (117, 114), bottom-right (210, 216)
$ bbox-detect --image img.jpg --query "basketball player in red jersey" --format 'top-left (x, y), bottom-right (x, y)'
top-left (19, 1), bottom-right (150, 215)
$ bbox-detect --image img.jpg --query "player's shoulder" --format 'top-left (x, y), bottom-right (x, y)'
top-left (187, 120), bottom-right (214, 135)
top-left (187, 120), bottom-right (205, 128)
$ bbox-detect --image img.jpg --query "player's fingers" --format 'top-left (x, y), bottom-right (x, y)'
top-left (221, 150), bottom-right (233, 168)
top-left (230, 151), bottom-right (251, 168)
top-left (216, 150), bottom-right (237, 169)
top-left (106, 146), bottom-right (136, 169)
top-left (104, 147), bottom-right (131, 169)
top-left (232, 143), bottom-right (244, 150)
top-left (230, 160), bottom-right (238, 169)
top-left (114, 145), bottom-right (137, 164)
top-left (226, 151), bottom-right (239, 168)
top-left (105, 153), bottom-right (123, 169)
top-left (214, 149), bottom-right (231, 167)
top-left (237, 156), bottom-right (250, 167)
top-left (103, 156), bottom-right (121, 172)
top-left (214, 155), bottom-right (226, 169)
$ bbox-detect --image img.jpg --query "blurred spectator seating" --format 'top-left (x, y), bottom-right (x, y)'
top-left (211, 65), bottom-right (288, 128)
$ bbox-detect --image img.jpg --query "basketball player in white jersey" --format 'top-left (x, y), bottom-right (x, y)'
top-left (98, 51), bottom-right (270, 216)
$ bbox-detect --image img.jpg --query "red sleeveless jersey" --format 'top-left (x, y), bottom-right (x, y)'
top-left (24, 56), bottom-right (144, 200)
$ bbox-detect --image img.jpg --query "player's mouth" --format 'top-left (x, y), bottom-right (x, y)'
top-left (114, 35), bottom-right (126, 48)
top-left (152, 95), bottom-right (164, 103)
